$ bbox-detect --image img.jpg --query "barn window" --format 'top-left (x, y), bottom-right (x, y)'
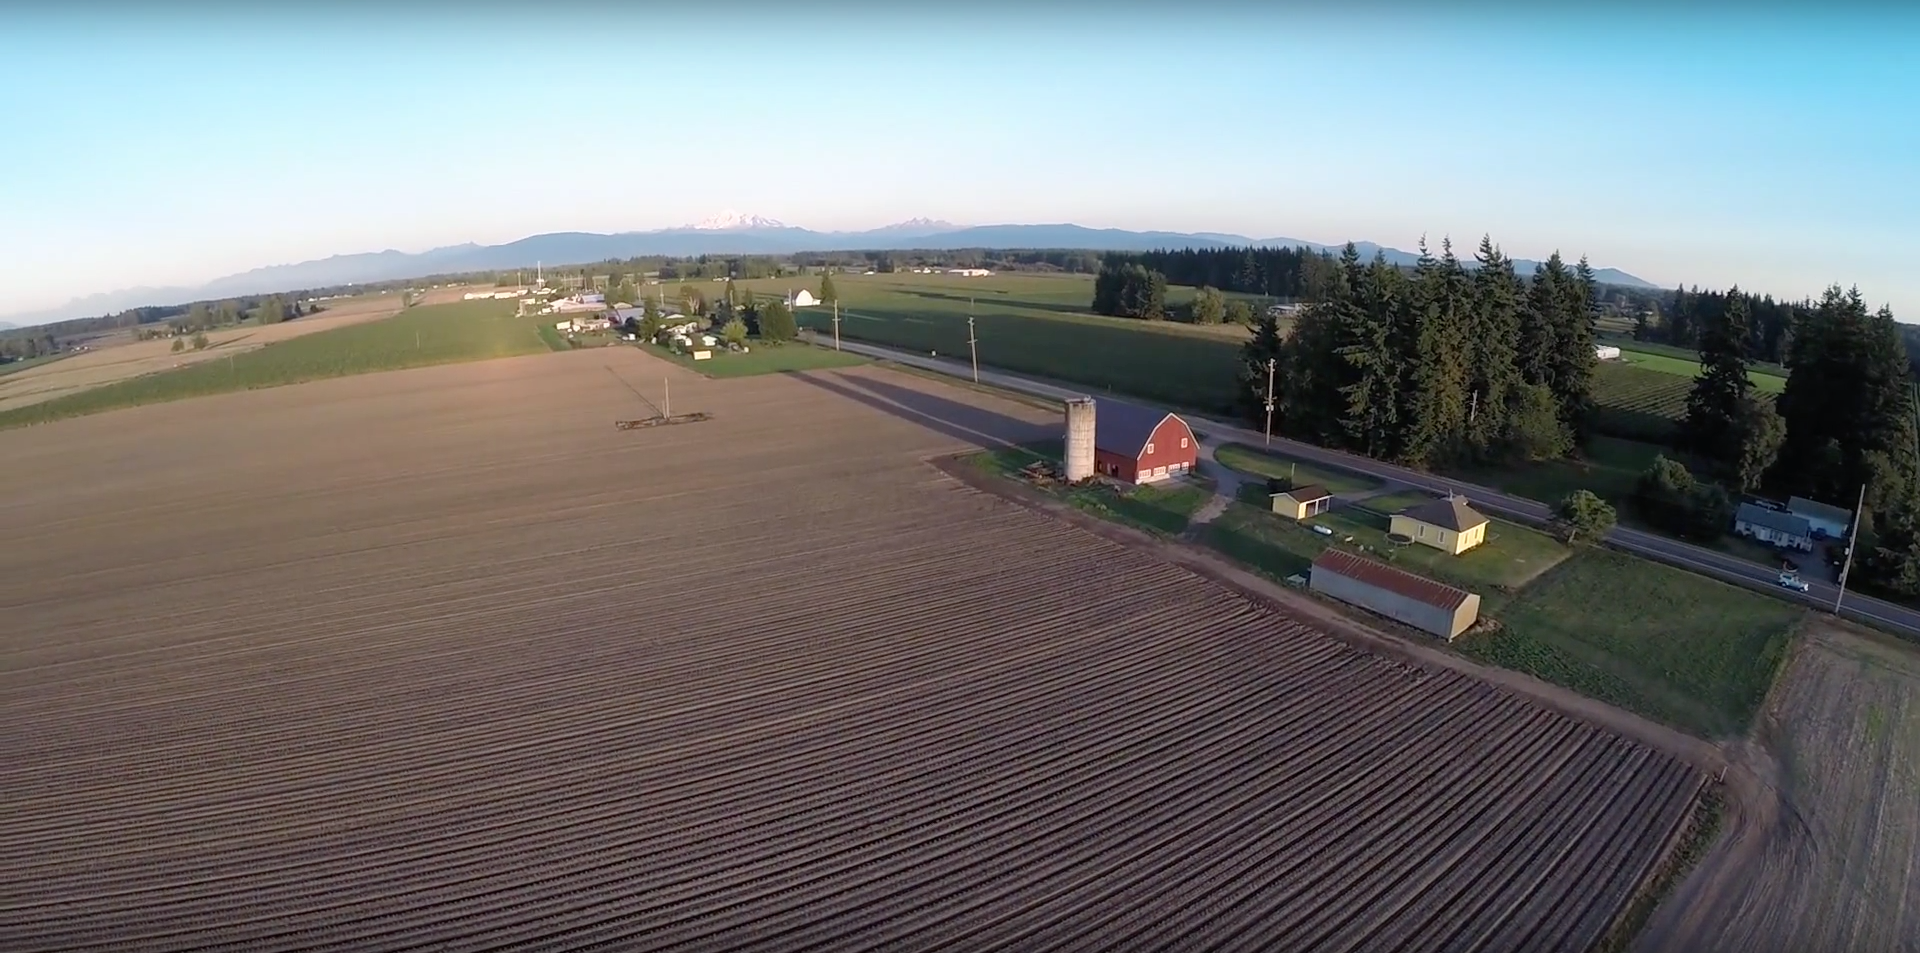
top-left (1146, 442), bottom-right (1155, 455)
top-left (1180, 437), bottom-right (1189, 449)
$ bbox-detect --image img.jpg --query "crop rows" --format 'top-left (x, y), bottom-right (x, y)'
top-left (3, 355), bottom-right (1706, 952)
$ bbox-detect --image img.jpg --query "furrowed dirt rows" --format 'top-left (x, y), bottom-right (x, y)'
top-left (3, 349), bottom-right (1704, 952)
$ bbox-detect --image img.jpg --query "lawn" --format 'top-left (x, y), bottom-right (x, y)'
top-left (1459, 547), bottom-right (1803, 739)
top-left (653, 272), bottom-right (1258, 415)
top-left (1205, 488), bottom-right (1571, 602)
top-left (1450, 434), bottom-right (1666, 509)
top-left (971, 442), bottom-right (1213, 536)
top-left (1214, 442), bottom-right (1384, 494)
top-left (0, 300), bottom-right (545, 429)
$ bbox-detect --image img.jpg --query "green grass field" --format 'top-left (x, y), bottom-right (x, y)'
top-left (1214, 442), bottom-right (1384, 494)
top-left (1459, 547), bottom-right (1802, 738)
top-left (639, 341), bottom-right (868, 378)
top-left (1614, 347), bottom-right (1787, 394)
top-left (0, 300), bottom-right (547, 429)
top-left (651, 272), bottom-right (1256, 414)
top-left (0, 353), bottom-right (71, 379)
top-left (1449, 434), bottom-right (1666, 509)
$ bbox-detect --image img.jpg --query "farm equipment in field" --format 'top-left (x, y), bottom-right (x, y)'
top-left (616, 412), bottom-right (713, 430)
top-left (1019, 460), bottom-right (1060, 486)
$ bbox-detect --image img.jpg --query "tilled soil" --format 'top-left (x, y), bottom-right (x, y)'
top-left (4, 347), bottom-right (1703, 952)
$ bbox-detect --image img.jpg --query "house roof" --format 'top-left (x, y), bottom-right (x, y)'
top-left (1787, 496), bottom-right (1852, 526)
top-left (1737, 502), bottom-right (1811, 538)
top-left (1398, 497), bottom-right (1488, 532)
top-left (1313, 549), bottom-right (1473, 611)
top-left (1278, 484), bottom-right (1331, 504)
top-left (1093, 400), bottom-right (1184, 459)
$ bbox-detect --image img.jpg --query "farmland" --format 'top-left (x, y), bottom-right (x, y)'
top-left (0, 298), bottom-right (550, 430)
top-left (1639, 620), bottom-right (1920, 952)
top-left (1610, 345), bottom-right (1787, 394)
top-left (3, 348), bottom-right (1706, 951)
top-left (638, 341), bottom-right (870, 377)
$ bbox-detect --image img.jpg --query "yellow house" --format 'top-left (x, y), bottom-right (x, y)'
top-left (1390, 497), bottom-right (1489, 555)
top-left (1270, 484), bottom-right (1333, 520)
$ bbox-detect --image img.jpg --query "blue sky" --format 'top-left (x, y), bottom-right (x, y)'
top-left (1, 5), bottom-right (1915, 319)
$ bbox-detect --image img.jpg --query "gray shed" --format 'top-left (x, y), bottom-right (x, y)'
top-left (1310, 549), bottom-right (1481, 641)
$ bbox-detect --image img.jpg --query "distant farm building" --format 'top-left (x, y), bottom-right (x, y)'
top-left (1310, 549), bottom-right (1481, 641)
top-left (1083, 400), bottom-right (1197, 484)
top-left (1390, 497), bottom-right (1489, 555)
top-left (949, 268), bottom-right (993, 277)
top-left (1594, 344), bottom-right (1622, 361)
top-left (1735, 502), bottom-right (1814, 551)
top-left (1271, 484), bottom-right (1333, 520)
top-left (790, 290), bottom-right (820, 308)
top-left (1787, 496), bottom-right (1853, 539)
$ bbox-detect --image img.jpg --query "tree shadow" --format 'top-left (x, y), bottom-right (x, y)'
top-left (786, 371), bottom-right (1057, 449)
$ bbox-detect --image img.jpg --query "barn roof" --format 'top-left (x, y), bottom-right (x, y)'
top-left (1737, 502), bottom-right (1810, 538)
top-left (1398, 497), bottom-right (1488, 532)
top-left (1313, 549), bottom-right (1472, 611)
top-left (1094, 400), bottom-right (1185, 459)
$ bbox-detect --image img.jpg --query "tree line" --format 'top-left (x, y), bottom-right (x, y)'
top-left (1239, 238), bottom-right (1600, 471)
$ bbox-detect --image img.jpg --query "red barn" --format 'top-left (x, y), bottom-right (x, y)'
top-left (1093, 401), bottom-right (1199, 484)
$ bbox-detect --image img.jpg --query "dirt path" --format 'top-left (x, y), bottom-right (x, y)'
top-left (1186, 440), bottom-right (1245, 529)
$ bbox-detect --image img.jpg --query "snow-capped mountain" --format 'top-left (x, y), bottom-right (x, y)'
top-left (688, 210), bottom-right (787, 231)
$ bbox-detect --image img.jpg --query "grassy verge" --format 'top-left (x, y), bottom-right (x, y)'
top-left (0, 300), bottom-right (544, 430)
top-left (1460, 547), bottom-right (1802, 738)
top-left (536, 325), bottom-right (573, 351)
top-left (968, 442), bottom-right (1212, 536)
top-left (1449, 435), bottom-right (1666, 508)
top-left (1215, 442), bottom-right (1384, 494)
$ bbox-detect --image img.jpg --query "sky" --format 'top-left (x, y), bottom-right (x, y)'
top-left (1, 2), bottom-right (1916, 320)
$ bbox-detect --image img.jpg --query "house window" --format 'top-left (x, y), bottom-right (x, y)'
top-left (1439, 531), bottom-right (1450, 544)
top-left (1180, 437), bottom-right (1189, 449)
top-left (1417, 525), bottom-right (1426, 539)
top-left (1146, 442), bottom-right (1155, 455)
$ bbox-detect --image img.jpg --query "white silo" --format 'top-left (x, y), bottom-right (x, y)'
top-left (1064, 397), bottom-right (1096, 482)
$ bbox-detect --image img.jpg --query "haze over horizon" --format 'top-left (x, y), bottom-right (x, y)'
top-left (2, 4), bottom-right (1914, 319)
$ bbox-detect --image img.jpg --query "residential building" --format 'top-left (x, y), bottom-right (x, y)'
top-left (1735, 503), bottom-right (1814, 551)
top-left (1786, 496), bottom-right (1853, 539)
top-left (1389, 497), bottom-right (1490, 555)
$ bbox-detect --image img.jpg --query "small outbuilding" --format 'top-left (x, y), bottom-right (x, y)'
top-left (1310, 549), bottom-right (1481, 641)
top-left (1787, 496), bottom-right (1852, 540)
top-left (1271, 484), bottom-right (1333, 520)
top-left (1735, 502), bottom-right (1813, 551)
top-left (1091, 400), bottom-right (1198, 485)
top-left (1594, 344), bottom-right (1622, 361)
top-left (1390, 497), bottom-right (1490, 555)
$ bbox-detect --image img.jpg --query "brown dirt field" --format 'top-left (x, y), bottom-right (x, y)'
top-left (0, 289), bottom-right (475, 415)
top-left (3, 348), bottom-right (1705, 951)
top-left (1636, 618), bottom-right (1920, 953)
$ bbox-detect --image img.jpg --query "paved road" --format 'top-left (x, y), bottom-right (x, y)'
top-left (829, 338), bottom-right (1920, 638)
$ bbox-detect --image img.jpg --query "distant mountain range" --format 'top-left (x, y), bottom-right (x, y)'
top-left (1, 213), bottom-right (1657, 326)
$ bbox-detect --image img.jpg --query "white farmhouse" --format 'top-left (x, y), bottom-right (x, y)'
top-left (1733, 503), bottom-right (1813, 552)
top-left (1787, 496), bottom-right (1853, 539)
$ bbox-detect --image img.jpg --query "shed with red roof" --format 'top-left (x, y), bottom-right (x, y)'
top-left (1309, 549), bottom-right (1481, 640)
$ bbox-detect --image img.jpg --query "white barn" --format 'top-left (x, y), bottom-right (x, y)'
top-left (789, 290), bottom-right (820, 308)
top-left (1594, 344), bottom-right (1622, 361)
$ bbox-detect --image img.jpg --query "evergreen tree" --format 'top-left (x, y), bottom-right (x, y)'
top-left (1395, 238), bottom-right (1470, 467)
top-left (1771, 286), bottom-right (1917, 511)
top-left (1335, 249), bottom-right (1401, 457)
top-left (1552, 256), bottom-right (1600, 440)
top-left (759, 301), bottom-right (798, 343)
top-left (1238, 312), bottom-right (1285, 427)
top-left (1517, 254), bottom-right (1567, 388)
top-left (1682, 286), bottom-right (1755, 469)
top-left (1465, 236), bottom-right (1523, 457)
top-left (819, 272), bottom-right (838, 303)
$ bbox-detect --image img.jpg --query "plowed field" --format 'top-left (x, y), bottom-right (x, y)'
top-left (3, 347), bottom-right (1704, 952)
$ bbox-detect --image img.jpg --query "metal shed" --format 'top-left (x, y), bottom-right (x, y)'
top-left (1310, 549), bottom-right (1481, 641)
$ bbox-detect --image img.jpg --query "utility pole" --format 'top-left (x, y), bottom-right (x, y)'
top-left (1834, 482), bottom-right (1868, 615)
top-left (832, 300), bottom-right (842, 351)
top-left (663, 378), bottom-right (671, 418)
top-left (1263, 357), bottom-right (1277, 447)
top-left (967, 299), bottom-right (980, 384)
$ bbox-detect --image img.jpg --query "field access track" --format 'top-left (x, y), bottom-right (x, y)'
top-left (3, 348), bottom-right (1703, 952)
